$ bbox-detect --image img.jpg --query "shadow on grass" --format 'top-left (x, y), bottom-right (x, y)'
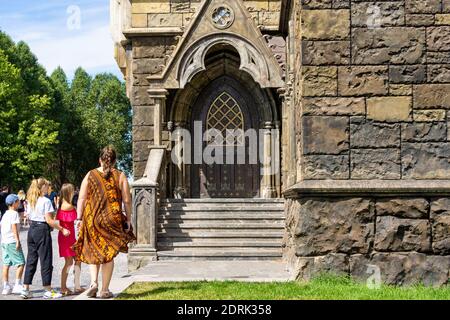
top-left (117, 283), bottom-right (203, 300)
top-left (117, 273), bottom-right (450, 300)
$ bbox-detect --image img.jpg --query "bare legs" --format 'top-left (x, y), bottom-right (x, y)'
top-left (4, 265), bottom-right (24, 286)
top-left (88, 260), bottom-right (114, 297)
top-left (2, 266), bottom-right (9, 286)
top-left (61, 257), bottom-right (73, 293)
top-left (101, 260), bottom-right (114, 294)
top-left (89, 264), bottom-right (100, 287)
top-left (16, 265), bottom-right (24, 283)
top-left (74, 262), bottom-right (82, 291)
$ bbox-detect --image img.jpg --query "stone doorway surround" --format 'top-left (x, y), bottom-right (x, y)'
top-left (112, 0), bottom-right (287, 270)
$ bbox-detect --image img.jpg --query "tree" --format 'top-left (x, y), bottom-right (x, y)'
top-left (0, 32), bottom-right (59, 189)
top-left (0, 30), bottom-right (132, 190)
top-left (86, 73), bottom-right (132, 174)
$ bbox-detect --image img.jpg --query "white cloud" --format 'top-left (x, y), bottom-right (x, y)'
top-left (1, 1), bottom-right (120, 78)
top-left (17, 31), bottom-right (49, 42)
top-left (25, 25), bottom-right (119, 76)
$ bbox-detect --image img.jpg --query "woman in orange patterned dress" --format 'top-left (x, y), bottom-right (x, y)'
top-left (73, 146), bottom-right (136, 299)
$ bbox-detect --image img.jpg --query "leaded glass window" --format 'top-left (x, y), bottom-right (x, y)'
top-left (206, 92), bottom-right (244, 146)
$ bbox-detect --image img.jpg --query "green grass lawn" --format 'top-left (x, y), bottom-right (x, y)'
top-left (116, 275), bottom-right (450, 300)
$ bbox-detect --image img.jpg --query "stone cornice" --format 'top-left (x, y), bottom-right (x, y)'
top-left (283, 180), bottom-right (450, 197)
top-left (123, 26), bottom-right (279, 38)
top-left (123, 27), bottom-right (184, 36)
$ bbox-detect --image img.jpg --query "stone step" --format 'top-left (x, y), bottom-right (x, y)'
top-left (157, 248), bottom-right (282, 260)
top-left (158, 239), bottom-right (283, 248)
top-left (158, 229), bottom-right (284, 238)
top-left (158, 198), bottom-right (285, 261)
top-left (160, 205), bottom-right (284, 211)
top-left (159, 212), bottom-right (284, 220)
top-left (162, 198), bottom-right (285, 204)
top-left (157, 255), bottom-right (282, 261)
top-left (158, 221), bottom-right (285, 229)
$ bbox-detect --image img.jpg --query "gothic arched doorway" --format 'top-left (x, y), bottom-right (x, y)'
top-left (190, 75), bottom-right (260, 198)
top-left (169, 43), bottom-right (280, 199)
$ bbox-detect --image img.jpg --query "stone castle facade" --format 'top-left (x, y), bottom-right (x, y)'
top-left (111, 0), bottom-right (450, 286)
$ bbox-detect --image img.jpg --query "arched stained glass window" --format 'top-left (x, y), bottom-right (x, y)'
top-left (206, 91), bottom-right (244, 146)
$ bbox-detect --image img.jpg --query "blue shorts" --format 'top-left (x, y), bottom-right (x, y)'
top-left (1, 243), bottom-right (25, 266)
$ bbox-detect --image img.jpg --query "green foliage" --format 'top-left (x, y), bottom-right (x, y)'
top-left (0, 33), bottom-right (59, 189)
top-left (0, 30), bottom-right (132, 190)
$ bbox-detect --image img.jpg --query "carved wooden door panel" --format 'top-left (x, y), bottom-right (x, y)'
top-left (191, 77), bottom-right (260, 198)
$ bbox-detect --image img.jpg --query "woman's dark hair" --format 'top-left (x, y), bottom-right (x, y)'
top-left (100, 146), bottom-right (117, 179)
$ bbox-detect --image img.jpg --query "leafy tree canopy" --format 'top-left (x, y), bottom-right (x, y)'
top-left (0, 30), bottom-right (131, 190)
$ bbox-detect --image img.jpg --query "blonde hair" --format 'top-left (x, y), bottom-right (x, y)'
top-left (58, 183), bottom-right (74, 208)
top-left (18, 190), bottom-right (26, 201)
top-left (27, 178), bottom-right (50, 209)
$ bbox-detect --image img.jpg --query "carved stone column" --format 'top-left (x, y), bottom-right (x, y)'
top-left (172, 121), bottom-right (188, 198)
top-left (128, 147), bottom-right (166, 272)
top-left (273, 121), bottom-right (281, 198)
top-left (261, 121), bottom-right (276, 198)
top-left (148, 88), bottom-right (169, 146)
top-left (128, 181), bottom-right (158, 271)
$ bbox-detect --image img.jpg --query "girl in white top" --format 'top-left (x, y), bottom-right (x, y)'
top-left (20, 178), bottom-right (70, 299)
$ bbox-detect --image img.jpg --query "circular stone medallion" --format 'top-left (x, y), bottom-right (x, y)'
top-left (211, 6), bottom-right (234, 29)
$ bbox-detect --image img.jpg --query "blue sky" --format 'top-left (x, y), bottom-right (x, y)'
top-left (0, 0), bottom-right (122, 79)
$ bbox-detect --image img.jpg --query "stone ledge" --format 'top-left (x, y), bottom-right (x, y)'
top-left (123, 25), bottom-right (278, 37)
top-left (284, 180), bottom-right (450, 197)
top-left (123, 27), bottom-right (184, 36)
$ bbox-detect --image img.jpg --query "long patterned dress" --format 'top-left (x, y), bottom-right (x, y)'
top-left (73, 169), bottom-right (136, 264)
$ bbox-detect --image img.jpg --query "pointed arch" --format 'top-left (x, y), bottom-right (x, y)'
top-left (177, 33), bottom-right (279, 89)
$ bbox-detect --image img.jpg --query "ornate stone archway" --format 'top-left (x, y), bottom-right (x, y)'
top-left (168, 48), bottom-right (281, 199)
top-left (177, 33), bottom-right (275, 89)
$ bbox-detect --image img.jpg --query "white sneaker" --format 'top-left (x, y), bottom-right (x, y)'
top-left (43, 290), bottom-right (63, 299)
top-left (2, 285), bottom-right (12, 295)
top-left (20, 289), bottom-right (32, 299)
top-left (12, 284), bottom-right (23, 294)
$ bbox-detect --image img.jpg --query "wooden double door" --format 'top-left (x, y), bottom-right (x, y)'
top-left (191, 76), bottom-right (260, 198)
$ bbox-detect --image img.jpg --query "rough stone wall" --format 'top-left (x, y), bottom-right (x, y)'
top-left (284, 196), bottom-right (450, 286)
top-left (284, 0), bottom-right (450, 286)
top-left (130, 0), bottom-right (282, 28)
top-left (131, 36), bottom-right (179, 179)
top-left (297, 0), bottom-right (450, 180)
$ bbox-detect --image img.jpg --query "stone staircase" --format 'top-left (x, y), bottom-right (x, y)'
top-left (157, 198), bottom-right (285, 260)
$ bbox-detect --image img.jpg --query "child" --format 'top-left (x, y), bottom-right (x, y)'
top-left (21, 178), bottom-right (69, 299)
top-left (56, 183), bottom-right (84, 295)
top-left (1, 194), bottom-right (25, 295)
top-left (17, 190), bottom-right (27, 227)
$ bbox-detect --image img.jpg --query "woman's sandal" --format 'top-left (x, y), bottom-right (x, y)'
top-left (86, 284), bottom-right (98, 298)
top-left (61, 289), bottom-right (74, 296)
top-left (99, 290), bottom-right (114, 299)
top-left (74, 288), bottom-right (86, 294)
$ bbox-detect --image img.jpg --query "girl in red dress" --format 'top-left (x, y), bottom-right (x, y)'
top-left (56, 184), bottom-right (84, 295)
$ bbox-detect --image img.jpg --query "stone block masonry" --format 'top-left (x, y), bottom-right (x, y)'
top-left (130, 0), bottom-right (283, 28)
top-left (297, 0), bottom-right (450, 181)
top-left (284, 196), bottom-right (450, 286)
top-left (285, 0), bottom-right (450, 286)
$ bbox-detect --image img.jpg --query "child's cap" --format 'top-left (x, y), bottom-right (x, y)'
top-left (5, 194), bottom-right (19, 206)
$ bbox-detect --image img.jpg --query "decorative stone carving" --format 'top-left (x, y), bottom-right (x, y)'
top-left (211, 6), bottom-right (235, 29)
top-left (264, 35), bottom-right (287, 77)
top-left (177, 33), bottom-right (272, 89)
